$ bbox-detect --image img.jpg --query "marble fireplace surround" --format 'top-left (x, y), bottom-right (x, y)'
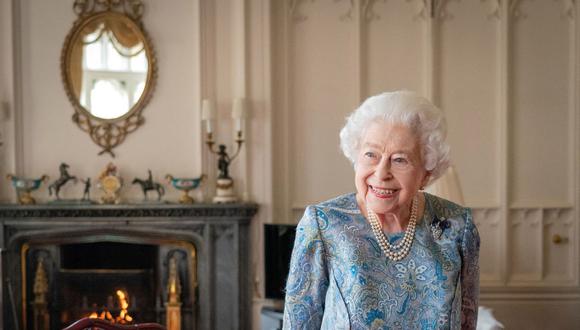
top-left (0, 203), bottom-right (258, 330)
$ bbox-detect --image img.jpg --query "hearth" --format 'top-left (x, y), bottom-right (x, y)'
top-left (0, 203), bottom-right (257, 330)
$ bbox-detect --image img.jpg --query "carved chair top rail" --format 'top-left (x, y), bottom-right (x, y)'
top-left (63, 317), bottom-right (166, 330)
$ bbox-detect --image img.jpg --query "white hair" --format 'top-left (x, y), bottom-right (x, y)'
top-left (339, 91), bottom-right (450, 185)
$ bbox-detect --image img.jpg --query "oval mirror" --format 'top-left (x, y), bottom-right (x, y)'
top-left (61, 0), bottom-right (156, 157)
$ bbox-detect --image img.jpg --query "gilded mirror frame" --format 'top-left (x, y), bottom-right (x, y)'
top-left (61, 0), bottom-right (157, 157)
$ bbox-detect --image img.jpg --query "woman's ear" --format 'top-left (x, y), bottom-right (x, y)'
top-left (421, 171), bottom-right (432, 190)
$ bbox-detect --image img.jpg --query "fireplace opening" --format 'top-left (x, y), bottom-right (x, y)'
top-left (24, 239), bottom-right (196, 330)
top-left (55, 242), bottom-right (158, 327)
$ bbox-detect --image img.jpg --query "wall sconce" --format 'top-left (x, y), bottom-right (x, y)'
top-left (201, 98), bottom-right (246, 203)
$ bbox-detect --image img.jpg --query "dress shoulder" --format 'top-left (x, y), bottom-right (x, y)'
top-left (424, 193), bottom-right (477, 246)
top-left (316, 193), bottom-right (360, 214)
top-left (300, 194), bottom-right (360, 236)
top-left (424, 192), bottom-right (471, 224)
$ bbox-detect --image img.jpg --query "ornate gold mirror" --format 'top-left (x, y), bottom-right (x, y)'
top-left (61, 0), bottom-right (156, 157)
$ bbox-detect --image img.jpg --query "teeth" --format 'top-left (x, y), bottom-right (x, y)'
top-left (370, 186), bottom-right (395, 195)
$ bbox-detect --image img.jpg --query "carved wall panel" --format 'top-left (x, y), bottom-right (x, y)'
top-left (543, 208), bottom-right (575, 283)
top-left (437, 0), bottom-right (500, 207)
top-left (365, 1), bottom-right (424, 96)
top-left (472, 208), bottom-right (502, 283)
top-left (508, 209), bottom-right (543, 282)
top-left (278, 0), bottom-right (359, 211)
top-left (509, 0), bottom-right (573, 205)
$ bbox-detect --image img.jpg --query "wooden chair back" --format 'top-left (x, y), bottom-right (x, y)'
top-left (62, 317), bottom-right (166, 330)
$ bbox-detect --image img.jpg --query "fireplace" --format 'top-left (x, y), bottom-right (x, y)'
top-left (0, 203), bottom-right (257, 329)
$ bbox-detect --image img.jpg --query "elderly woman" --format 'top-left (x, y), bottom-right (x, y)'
top-left (283, 91), bottom-right (480, 329)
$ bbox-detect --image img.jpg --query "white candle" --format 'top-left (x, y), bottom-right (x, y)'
top-left (201, 99), bottom-right (215, 133)
top-left (232, 98), bottom-right (246, 132)
top-left (206, 119), bottom-right (213, 134)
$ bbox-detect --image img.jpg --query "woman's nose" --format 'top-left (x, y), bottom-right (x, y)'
top-left (374, 158), bottom-right (393, 180)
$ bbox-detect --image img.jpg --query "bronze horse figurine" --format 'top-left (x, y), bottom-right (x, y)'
top-left (132, 170), bottom-right (164, 201)
top-left (48, 163), bottom-right (77, 200)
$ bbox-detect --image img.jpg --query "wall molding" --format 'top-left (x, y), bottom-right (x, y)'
top-left (498, 0), bottom-right (510, 285)
top-left (231, 0), bottom-right (250, 201)
top-left (480, 289), bottom-right (580, 300)
top-left (361, 0), bottom-right (386, 22)
top-left (289, 0), bottom-right (312, 22)
top-left (485, 0), bottom-right (501, 20)
top-left (560, 0), bottom-right (575, 20)
top-left (337, 0), bottom-right (355, 21)
top-left (509, 0), bottom-right (529, 19)
top-left (8, 0), bottom-right (23, 183)
top-left (575, 0), bottom-right (580, 289)
top-left (433, 0), bottom-right (459, 20)
top-left (472, 207), bottom-right (500, 224)
top-left (191, 0), bottom-right (203, 195)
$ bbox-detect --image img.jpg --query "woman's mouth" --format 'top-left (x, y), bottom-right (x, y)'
top-left (369, 185), bottom-right (397, 198)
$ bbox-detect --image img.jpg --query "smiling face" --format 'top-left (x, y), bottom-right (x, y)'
top-left (355, 121), bottom-right (429, 220)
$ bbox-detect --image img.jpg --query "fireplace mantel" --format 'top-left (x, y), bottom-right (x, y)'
top-left (0, 203), bottom-right (258, 330)
top-left (0, 203), bottom-right (258, 218)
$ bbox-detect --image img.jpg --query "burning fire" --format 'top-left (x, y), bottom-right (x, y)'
top-left (87, 290), bottom-right (133, 324)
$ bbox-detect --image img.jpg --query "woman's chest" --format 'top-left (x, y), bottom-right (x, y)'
top-left (321, 220), bottom-right (462, 299)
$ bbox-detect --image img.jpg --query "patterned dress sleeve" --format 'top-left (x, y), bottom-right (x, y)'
top-left (283, 206), bottom-right (330, 329)
top-left (460, 209), bottom-right (481, 329)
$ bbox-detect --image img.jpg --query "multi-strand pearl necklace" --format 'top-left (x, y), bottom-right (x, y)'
top-left (366, 195), bottom-right (418, 261)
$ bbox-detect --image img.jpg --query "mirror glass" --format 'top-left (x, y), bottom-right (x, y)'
top-left (66, 12), bottom-right (149, 120)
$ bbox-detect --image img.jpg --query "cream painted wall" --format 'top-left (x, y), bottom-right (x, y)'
top-left (2, 0), bottom-right (204, 203)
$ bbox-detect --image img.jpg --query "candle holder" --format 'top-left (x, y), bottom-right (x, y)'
top-left (205, 131), bottom-right (244, 203)
top-left (202, 99), bottom-right (246, 203)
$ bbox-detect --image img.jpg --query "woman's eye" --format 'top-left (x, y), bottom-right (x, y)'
top-left (392, 157), bottom-right (408, 164)
top-left (364, 152), bottom-right (377, 158)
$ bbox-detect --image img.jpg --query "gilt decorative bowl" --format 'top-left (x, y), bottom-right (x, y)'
top-left (7, 174), bottom-right (49, 205)
top-left (165, 174), bottom-right (206, 204)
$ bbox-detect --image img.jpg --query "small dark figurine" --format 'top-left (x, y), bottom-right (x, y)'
top-left (81, 178), bottom-right (91, 201)
top-left (132, 170), bottom-right (164, 201)
top-left (217, 144), bottom-right (231, 179)
top-left (48, 163), bottom-right (78, 200)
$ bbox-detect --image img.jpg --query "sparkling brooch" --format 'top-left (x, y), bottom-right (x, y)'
top-left (431, 216), bottom-right (450, 240)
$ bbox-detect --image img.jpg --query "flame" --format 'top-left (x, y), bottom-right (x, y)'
top-left (115, 290), bottom-right (133, 324)
top-left (84, 290), bottom-right (134, 324)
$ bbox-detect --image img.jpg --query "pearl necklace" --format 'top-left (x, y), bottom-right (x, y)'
top-left (366, 195), bottom-right (418, 261)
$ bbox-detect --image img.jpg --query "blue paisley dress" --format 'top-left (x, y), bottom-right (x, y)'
top-left (283, 192), bottom-right (480, 330)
